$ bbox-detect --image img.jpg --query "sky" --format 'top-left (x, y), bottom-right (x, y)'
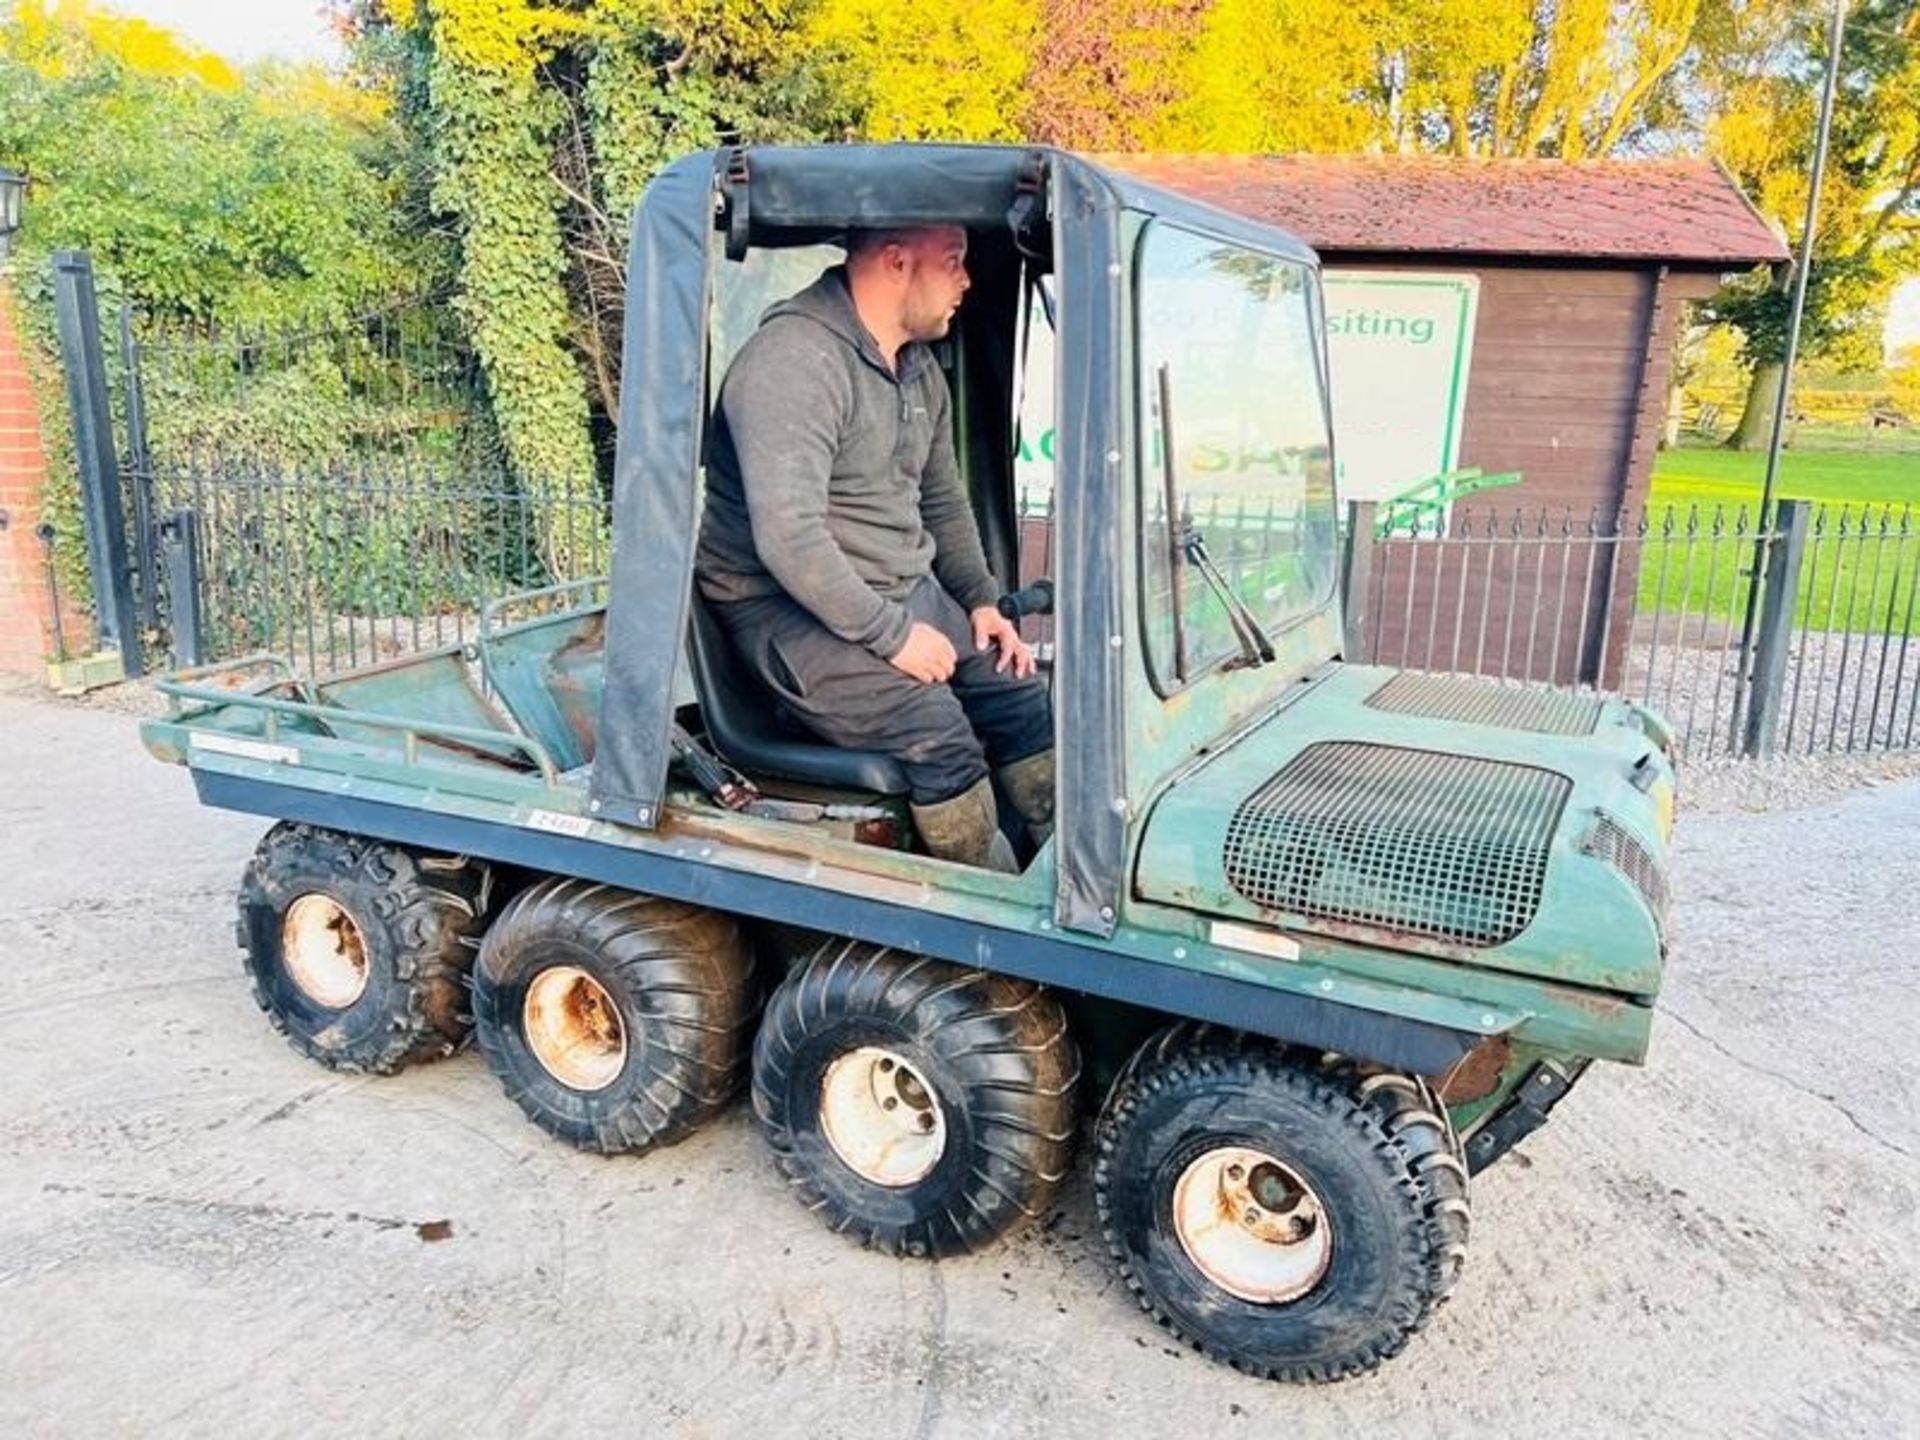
top-left (1891, 281), bottom-right (1920, 361)
top-left (107, 0), bottom-right (342, 66)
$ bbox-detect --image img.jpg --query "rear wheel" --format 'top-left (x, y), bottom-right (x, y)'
top-left (751, 942), bottom-right (1080, 1258)
top-left (471, 879), bottom-right (756, 1154)
top-left (237, 823), bottom-right (488, 1074)
top-left (1095, 1036), bottom-right (1469, 1383)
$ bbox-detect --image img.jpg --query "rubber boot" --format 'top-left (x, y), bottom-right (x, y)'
top-left (997, 749), bottom-right (1055, 848)
top-left (911, 777), bottom-right (1019, 872)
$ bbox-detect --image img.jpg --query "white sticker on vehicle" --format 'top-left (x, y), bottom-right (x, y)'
top-left (190, 732), bottom-right (299, 765)
top-left (1209, 921), bottom-right (1301, 961)
top-left (525, 809), bottom-right (595, 838)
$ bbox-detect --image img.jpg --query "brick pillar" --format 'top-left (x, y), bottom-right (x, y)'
top-left (0, 275), bottom-right (83, 676)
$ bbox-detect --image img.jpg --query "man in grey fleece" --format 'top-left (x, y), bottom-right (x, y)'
top-left (695, 226), bottom-right (1053, 870)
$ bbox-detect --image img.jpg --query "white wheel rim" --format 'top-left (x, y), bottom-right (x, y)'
top-left (281, 894), bottom-right (370, 1009)
top-left (523, 966), bottom-right (627, 1092)
top-left (819, 1046), bottom-right (947, 1187)
top-left (1171, 1146), bottom-right (1332, 1304)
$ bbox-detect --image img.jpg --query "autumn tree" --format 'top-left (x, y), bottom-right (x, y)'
top-left (1012, 0), bottom-right (1707, 158)
top-left (1021, 0), bottom-right (1206, 150)
top-left (811, 0), bottom-right (1039, 141)
top-left (1701, 0), bottom-right (1920, 448)
top-left (0, 0), bottom-right (427, 322)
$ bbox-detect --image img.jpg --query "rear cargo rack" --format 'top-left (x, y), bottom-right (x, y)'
top-left (157, 651), bottom-right (564, 784)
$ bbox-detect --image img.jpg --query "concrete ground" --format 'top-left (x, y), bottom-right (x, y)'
top-left (1, 686), bottom-right (1914, 1439)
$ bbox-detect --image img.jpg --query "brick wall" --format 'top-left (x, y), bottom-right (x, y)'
top-left (0, 276), bottom-right (83, 675)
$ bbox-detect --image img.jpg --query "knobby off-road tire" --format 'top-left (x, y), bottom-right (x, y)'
top-left (752, 942), bottom-right (1080, 1258)
top-left (1095, 1036), bottom-right (1470, 1383)
top-left (471, 879), bottom-right (756, 1154)
top-left (237, 823), bottom-right (488, 1074)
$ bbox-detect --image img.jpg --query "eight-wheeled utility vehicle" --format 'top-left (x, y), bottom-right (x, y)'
top-left (142, 144), bottom-right (1676, 1383)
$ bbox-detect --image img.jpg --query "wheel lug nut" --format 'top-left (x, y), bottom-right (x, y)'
top-left (1243, 1208), bottom-right (1262, 1227)
top-left (883, 1096), bottom-right (898, 1111)
top-left (878, 1058), bottom-right (894, 1073)
top-left (1226, 1163), bottom-right (1244, 1182)
top-left (917, 1113), bottom-right (934, 1131)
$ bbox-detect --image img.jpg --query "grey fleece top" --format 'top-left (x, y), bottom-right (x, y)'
top-left (695, 267), bottom-right (1001, 659)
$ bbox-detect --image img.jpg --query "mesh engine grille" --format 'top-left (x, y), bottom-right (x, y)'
top-left (1366, 673), bottom-right (1604, 736)
top-left (1223, 743), bottom-right (1571, 948)
top-left (1583, 814), bottom-right (1670, 924)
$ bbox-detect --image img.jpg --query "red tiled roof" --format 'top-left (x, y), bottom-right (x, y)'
top-left (1102, 154), bottom-right (1789, 267)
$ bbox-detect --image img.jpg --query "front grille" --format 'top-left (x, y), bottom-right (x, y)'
top-left (1365, 672), bottom-right (1604, 736)
top-left (1222, 743), bottom-right (1571, 948)
top-left (1583, 814), bottom-right (1670, 924)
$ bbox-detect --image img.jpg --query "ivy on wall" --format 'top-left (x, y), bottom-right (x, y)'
top-left (411, 0), bottom-right (601, 577)
top-left (366, 0), bottom-right (852, 575)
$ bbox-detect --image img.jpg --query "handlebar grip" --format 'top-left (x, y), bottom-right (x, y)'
top-left (996, 579), bottom-right (1055, 620)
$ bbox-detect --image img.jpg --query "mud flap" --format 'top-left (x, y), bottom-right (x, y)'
top-left (1464, 1060), bottom-right (1583, 1174)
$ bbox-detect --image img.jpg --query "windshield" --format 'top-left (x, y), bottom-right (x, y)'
top-left (1136, 222), bottom-right (1338, 690)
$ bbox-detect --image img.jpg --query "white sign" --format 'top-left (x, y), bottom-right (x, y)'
top-left (1011, 269), bottom-right (1479, 508)
top-left (1322, 271), bottom-right (1480, 504)
top-left (525, 808), bottom-right (596, 838)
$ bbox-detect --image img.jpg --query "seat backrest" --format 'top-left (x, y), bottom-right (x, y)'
top-left (686, 591), bottom-right (910, 796)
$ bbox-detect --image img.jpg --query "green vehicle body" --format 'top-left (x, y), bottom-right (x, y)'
top-left (140, 143), bottom-right (1675, 1168)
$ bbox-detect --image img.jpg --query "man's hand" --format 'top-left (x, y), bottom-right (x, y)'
top-left (889, 622), bottom-right (958, 684)
top-left (971, 606), bottom-right (1037, 679)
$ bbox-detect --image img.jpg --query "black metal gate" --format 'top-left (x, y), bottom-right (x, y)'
top-left (53, 250), bottom-right (609, 677)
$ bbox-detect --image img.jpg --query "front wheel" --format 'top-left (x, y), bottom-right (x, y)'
top-left (1095, 1037), bottom-right (1469, 1383)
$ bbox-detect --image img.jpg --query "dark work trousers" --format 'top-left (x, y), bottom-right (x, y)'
top-left (715, 576), bottom-right (1053, 805)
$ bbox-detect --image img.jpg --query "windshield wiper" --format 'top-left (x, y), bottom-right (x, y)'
top-left (1156, 362), bottom-right (1275, 674)
top-left (1180, 521), bottom-right (1276, 670)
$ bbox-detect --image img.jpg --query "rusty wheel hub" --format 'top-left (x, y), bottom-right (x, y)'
top-left (281, 893), bottom-right (370, 1009)
top-left (1171, 1145), bottom-right (1331, 1304)
top-left (819, 1046), bottom-right (946, 1187)
top-left (523, 966), bottom-right (628, 1092)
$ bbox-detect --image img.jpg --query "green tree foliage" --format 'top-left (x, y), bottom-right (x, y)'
top-left (573, 1), bottom-right (845, 418)
top-left (0, 2), bottom-right (430, 322)
top-left (0, 0), bottom-right (438, 620)
top-left (349, 0), bottom-right (851, 572)
top-left (409, 1), bottom-right (601, 572)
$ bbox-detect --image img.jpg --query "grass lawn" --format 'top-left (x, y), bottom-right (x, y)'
top-left (1642, 442), bottom-right (1920, 626)
top-left (1651, 440), bottom-right (1920, 511)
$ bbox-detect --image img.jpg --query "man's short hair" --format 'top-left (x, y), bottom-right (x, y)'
top-left (845, 227), bottom-right (921, 262)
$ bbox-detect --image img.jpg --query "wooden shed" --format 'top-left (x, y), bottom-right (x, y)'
top-left (1112, 154), bottom-right (1790, 683)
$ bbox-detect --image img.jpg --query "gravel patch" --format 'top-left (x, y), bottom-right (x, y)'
top-left (1625, 630), bottom-right (1920, 764)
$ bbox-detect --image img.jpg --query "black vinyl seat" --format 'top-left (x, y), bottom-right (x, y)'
top-left (686, 591), bottom-right (911, 796)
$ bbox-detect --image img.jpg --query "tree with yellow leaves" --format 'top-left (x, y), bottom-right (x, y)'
top-left (1698, 0), bottom-right (1920, 447)
top-left (0, 0), bottom-right (424, 320)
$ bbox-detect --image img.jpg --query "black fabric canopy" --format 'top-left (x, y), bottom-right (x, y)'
top-left (588, 143), bottom-right (1320, 936)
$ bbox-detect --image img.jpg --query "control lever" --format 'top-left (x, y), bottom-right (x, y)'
top-left (996, 579), bottom-right (1055, 621)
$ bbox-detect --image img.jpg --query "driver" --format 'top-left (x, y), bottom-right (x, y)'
top-left (694, 226), bottom-right (1053, 871)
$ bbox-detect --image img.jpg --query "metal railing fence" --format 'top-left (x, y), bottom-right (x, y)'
top-left (154, 459), bottom-right (610, 675)
top-left (102, 286), bottom-right (616, 674)
top-left (1349, 500), bottom-right (1920, 761)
